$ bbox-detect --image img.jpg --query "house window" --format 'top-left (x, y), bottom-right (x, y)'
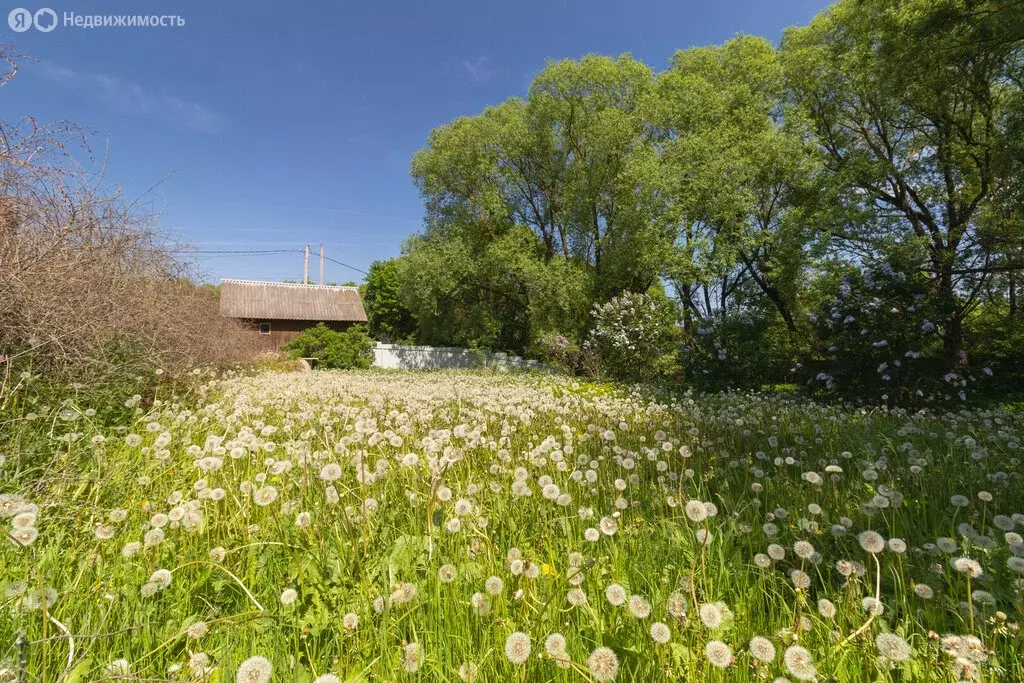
top-left (258, 322), bottom-right (271, 335)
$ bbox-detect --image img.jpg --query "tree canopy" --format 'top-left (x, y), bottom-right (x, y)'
top-left (365, 0), bottom-right (1024, 398)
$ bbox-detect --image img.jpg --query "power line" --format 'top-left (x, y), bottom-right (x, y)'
top-left (192, 249), bottom-right (302, 255)
top-left (323, 254), bottom-right (368, 276)
top-left (188, 247), bottom-right (369, 277)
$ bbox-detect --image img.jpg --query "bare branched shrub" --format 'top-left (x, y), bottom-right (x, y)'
top-left (0, 44), bottom-right (259, 388)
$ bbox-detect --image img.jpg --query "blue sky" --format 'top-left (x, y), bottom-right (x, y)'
top-left (4, 0), bottom-right (830, 284)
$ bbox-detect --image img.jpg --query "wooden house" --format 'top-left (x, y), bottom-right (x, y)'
top-left (219, 279), bottom-right (367, 350)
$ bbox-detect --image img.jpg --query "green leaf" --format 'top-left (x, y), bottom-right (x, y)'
top-left (388, 534), bottom-right (430, 581)
top-left (64, 658), bottom-right (92, 683)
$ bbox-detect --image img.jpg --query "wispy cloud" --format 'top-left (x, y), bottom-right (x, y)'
top-left (32, 62), bottom-right (223, 133)
top-left (461, 56), bottom-right (495, 84)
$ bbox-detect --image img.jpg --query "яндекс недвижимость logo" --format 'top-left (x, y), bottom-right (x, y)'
top-left (8, 7), bottom-right (57, 32)
top-left (8, 8), bottom-right (183, 32)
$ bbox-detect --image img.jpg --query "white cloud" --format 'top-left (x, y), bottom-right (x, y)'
top-left (461, 56), bottom-right (495, 84)
top-left (33, 62), bottom-right (223, 133)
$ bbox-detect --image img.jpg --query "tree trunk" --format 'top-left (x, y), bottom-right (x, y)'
top-left (1010, 271), bottom-right (1017, 318)
top-left (739, 252), bottom-right (797, 334)
top-left (769, 289), bottom-right (798, 334)
top-left (936, 264), bottom-right (965, 369)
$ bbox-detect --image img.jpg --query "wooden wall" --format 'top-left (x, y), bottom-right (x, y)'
top-left (244, 319), bottom-right (355, 351)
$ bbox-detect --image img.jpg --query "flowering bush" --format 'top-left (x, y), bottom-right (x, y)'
top-left (585, 292), bottom-right (680, 382)
top-left (803, 262), bottom-right (968, 401)
top-left (535, 331), bottom-right (597, 377)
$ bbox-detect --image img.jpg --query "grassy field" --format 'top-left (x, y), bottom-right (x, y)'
top-left (2, 370), bottom-right (1023, 682)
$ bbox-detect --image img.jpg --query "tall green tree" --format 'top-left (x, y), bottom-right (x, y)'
top-left (408, 54), bottom-right (671, 352)
top-left (648, 36), bottom-right (819, 335)
top-left (362, 259), bottom-right (415, 343)
top-left (782, 0), bottom-right (1024, 367)
top-left (397, 226), bottom-right (590, 353)
top-left (528, 54), bottom-right (671, 295)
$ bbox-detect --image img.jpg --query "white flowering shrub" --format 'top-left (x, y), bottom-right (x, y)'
top-left (585, 292), bottom-right (680, 381)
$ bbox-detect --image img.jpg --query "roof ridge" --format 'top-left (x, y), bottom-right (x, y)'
top-left (220, 278), bottom-right (360, 291)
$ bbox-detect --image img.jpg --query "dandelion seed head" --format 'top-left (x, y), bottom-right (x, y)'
top-left (504, 631), bottom-right (531, 665)
top-left (235, 656), bottom-right (273, 683)
top-left (749, 636), bottom-right (776, 663)
top-left (705, 640), bottom-right (733, 668)
top-left (588, 646), bottom-right (619, 682)
top-left (649, 621), bottom-right (670, 644)
top-left (783, 646), bottom-right (816, 681)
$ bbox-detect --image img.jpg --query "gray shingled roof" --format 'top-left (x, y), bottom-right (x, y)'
top-left (219, 280), bottom-right (367, 322)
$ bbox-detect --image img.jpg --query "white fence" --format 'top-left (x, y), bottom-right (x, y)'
top-left (373, 343), bottom-right (550, 372)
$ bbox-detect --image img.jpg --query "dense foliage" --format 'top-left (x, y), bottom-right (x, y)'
top-left (3, 371), bottom-right (1023, 681)
top-left (359, 0), bottom-right (1024, 398)
top-left (584, 292), bottom-right (680, 382)
top-left (362, 260), bottom-right (416, 344)
top-left (282, 324), bottom-right (375, 370)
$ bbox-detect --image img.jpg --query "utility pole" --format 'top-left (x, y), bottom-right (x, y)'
top-left (319, 243), bottom-right (324, 285)
top-left (303, 244), bottom-right (309, 284)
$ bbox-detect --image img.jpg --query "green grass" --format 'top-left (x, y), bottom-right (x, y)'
top-left (1, 370), bottom-right (1022, 682)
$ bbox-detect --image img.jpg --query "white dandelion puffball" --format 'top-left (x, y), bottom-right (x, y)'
top-left (862, 597), bottom-right (885, 616)
top-left (666, 592), bottom-right (687, 618)
top-left (685, 499), bottom-right (708, 522)
top-left (783, 645), bottom-right (817, 681)
top-left (402, 643), bottom-right (422, 673)
top-left (187, 621), bottom-right (209, 639)
top-left (470, 592), bottom-right (491, 616)
top-left (628, 594), bottom-right (651, 619)
top-left (279, 588), bottom-right (298, 605)
top-left (705, 640), bottom-right (733, 668)
top-left (485, 575), bottom-right (504, 595)
top-left (458, 661), bottom-right (479, 681)
top-left (235, 656), bottom-right (273, 683)
top-left (253, 486), bottom-right (278, 506)
top-left (342, 612), bottom-right (358, 630)
top-left (106, 659), bottom-right (130, 677)
top-left (605, 583), bottom-right (627, 606)
top-left (793, 540), bottom-right (815, 559)
top-left (749, 636), bottom-right (776, 662)
top-left (588, 646), bottom-right (619, 682)
top-left (600, 516), bottom-right (618, 536)
top-left (699, 603), bottom-right (723, 629)
top-left (876, 633), bottom-right (912, 662)
top-left (858, 530), bottom-right (886, 553)
top-left (438, 564), bottom-right (457, 583)
top-left (544, 632), bottom-right (567, 657)
top-left (149, 568), bottom-right (172, 590)
top-left (649, 622), bottom-right (671, 644)
top-left (952, 557), bottom-right (984, 578)
top-left (504, 631), bottom-right (531, 665)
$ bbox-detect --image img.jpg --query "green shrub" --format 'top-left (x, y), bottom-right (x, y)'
top-left (282, 323), bottom-right (375, 370)
top-left (684, 310), bottom-right (803, 390)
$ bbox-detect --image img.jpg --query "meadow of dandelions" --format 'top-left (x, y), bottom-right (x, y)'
top-left (2, 370), bottom-right (1023, 681)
